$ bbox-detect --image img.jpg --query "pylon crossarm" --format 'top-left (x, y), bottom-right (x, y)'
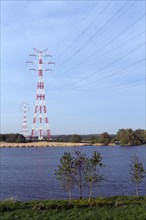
top-left (29, 54), bottom-right (36, 57)
top-left (45, 69), bottom-right (52, 72)
top-left (45, 54), bottom-right (52, 58)
top-left (29, 69), bottom-right (36, 71)
top-left (26, 61), bottom-right (33, 64)
top-left (48, 61), bottom-right (55, 65)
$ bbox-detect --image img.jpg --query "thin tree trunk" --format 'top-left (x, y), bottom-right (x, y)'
top-left (79, 184), bottom-right (82, 199)
top-left (68, 190), bottom-right (72, 201)
top-left (136, 183), bottom-right (139, 197)
top-left (88, 182), bottom-right (92, 202)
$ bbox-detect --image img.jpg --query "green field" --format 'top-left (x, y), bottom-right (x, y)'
top-left (0, 196), bottom-right (146, 220)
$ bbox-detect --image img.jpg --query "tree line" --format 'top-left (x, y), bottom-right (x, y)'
top-left (0, 128), bottom-right (146, 145)
top-left (55, 151), bottom-right (145, 200)
top-left (68, 128), bottom-right (146, 146)
top-left (56, 128), bottom-right (146, 146)
top-left (0, 133), bottom-right (26, 143)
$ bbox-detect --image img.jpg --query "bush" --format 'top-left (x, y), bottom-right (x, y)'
top-left (70, 134), bottom-right (81, 143)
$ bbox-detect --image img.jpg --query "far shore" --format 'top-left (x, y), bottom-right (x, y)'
top-left (0, 141), bottom-right (116, 148)
top-left (0, 141), bottom-right (90, 148)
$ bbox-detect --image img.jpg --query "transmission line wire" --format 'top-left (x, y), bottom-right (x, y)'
top-left (59, 42), bottom-right (145, 89)
top-left (103, 78), bottom-right (145, 92)
top-left (49, 75), bottom-right (145, 93)
top-left (55, 31), bottom-right (144, 77)
top-left (55, 2), bottom-right (98, 53)
top-left (77, 15), bottom-right (145, 68)
top-left (55, 1), bottom-right (111, 60)
top-left (74, 59), bottom-right (145, 91)
top-left (57, 1), bottom-right (134, 68)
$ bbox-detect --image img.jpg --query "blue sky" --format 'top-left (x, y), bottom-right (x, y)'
top-left (1, 0), bottom-right (145, 135)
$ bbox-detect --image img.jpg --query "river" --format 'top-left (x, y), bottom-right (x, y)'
top-left (0, 145), bottom-right (146, 201)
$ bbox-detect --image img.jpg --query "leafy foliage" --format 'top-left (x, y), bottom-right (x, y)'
top-left (70, 134), bottom-right (82, 143)
top-left (97, 132), bottom-right (111, 145)
top-left (0, 134), bottom-right (26, 143)
top-left (116, 129), bottom-right (145, 146)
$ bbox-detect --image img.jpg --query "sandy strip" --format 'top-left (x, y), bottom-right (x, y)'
top-left (0, 141), bottom-right (91, 148)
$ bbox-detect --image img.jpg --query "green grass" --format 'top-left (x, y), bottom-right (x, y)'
top-left (0, 196), bottom-right (146, 220)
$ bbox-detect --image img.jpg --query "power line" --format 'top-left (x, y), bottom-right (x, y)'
top-left (59, 42), bottom-right (145, 89)
top-left (57, 1), bottom-right (134, 68)
top-left (86, 58), bottom-right (145, 84)
top-left (60, 77), bottom-right (145, 93)
top-left (82, 2), bottom-right (98, 20)
top-left (55, 2), bottom-right (98, 54)
top-left (55, 1), bottom-right (111, 60)
top-left (103, 78), bottom-right (145, 92)
top-left (49, 75), bottom-right (145, 93)
top-left (46, 59), bottom-right (145, 92)
top-left (55, 31), bottom-right (144, 77)
top-left (75, 14), bottom-right (145, 68)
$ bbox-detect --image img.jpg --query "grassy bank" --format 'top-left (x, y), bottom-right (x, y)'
top-left (0, 196), bottom-right (146, 220)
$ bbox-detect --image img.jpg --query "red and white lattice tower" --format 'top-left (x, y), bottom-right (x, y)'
top-left (20, 103), bottom-right (29, 138)
top-left (26, 48), bottom-right (55, 140)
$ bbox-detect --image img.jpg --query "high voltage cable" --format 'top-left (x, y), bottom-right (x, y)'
top-left (103, 78), bottom-right (145, 93)
top-left (57, 14), bottom-right (145, 76)
top-left (93, 59), bottom-right (145, 83)
top-left (74, 58), bottom-right (145, 90)
top-left (58, 1), bottom-right (132, 66)
top-left (47, 61), bottom-right (145, 92)
top-left (89, 32), bottom-right (145, 66)
top-left (57, 1), bottom-right (134, 68)
top-left (59, 42), bottom-right (145, 89)
top-left (55, 1), bottom-right (111, 60)
top-left (82, 2), bottom-right (98, 20)
top-left (75, 14), bottom-right (145, 68)
top-left (60, 42), bottom-right (145, 89)
top-left (55, 2), bottom-right (98, 52)
top-left (63, 76), bottom-right (145, 92)
top-left (79, 48), bottom-right (145, 89)
top-left (82, 78), bottom-right (145, 93)
top-left (55, 31), bottom-right (144, 77)
top-left (49, 76), bottom-right (145, 93)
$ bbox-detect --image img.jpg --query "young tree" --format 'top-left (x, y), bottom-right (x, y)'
top-left (73, 151), bottom-right (87, 199)
top-left (129, 154), bottom-right (146, 196)
top-left (85, 151), bottom-right (104, 201)
top-left (55, 150), bottom-right (104, 200)
top-left (55, 152), bottom-right (74, 201)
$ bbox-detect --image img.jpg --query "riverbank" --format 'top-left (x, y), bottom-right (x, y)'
top-left (1, 142), bottom-right (145, 148)
top-left (0, 141), bottom-right (91, 148)
top-left (1, 196), bottom-right (146, 220)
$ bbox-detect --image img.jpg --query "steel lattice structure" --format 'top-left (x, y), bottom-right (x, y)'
top-left (26, 48), bottom-right (55, 140)
top-left (20, 103), bottom-right (29, 138)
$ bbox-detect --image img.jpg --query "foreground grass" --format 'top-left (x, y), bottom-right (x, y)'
top-left (0, 196), bottom-right (146, 220)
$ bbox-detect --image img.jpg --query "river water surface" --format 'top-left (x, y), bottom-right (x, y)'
top-left (0, 145), bottom-right (146, 200)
